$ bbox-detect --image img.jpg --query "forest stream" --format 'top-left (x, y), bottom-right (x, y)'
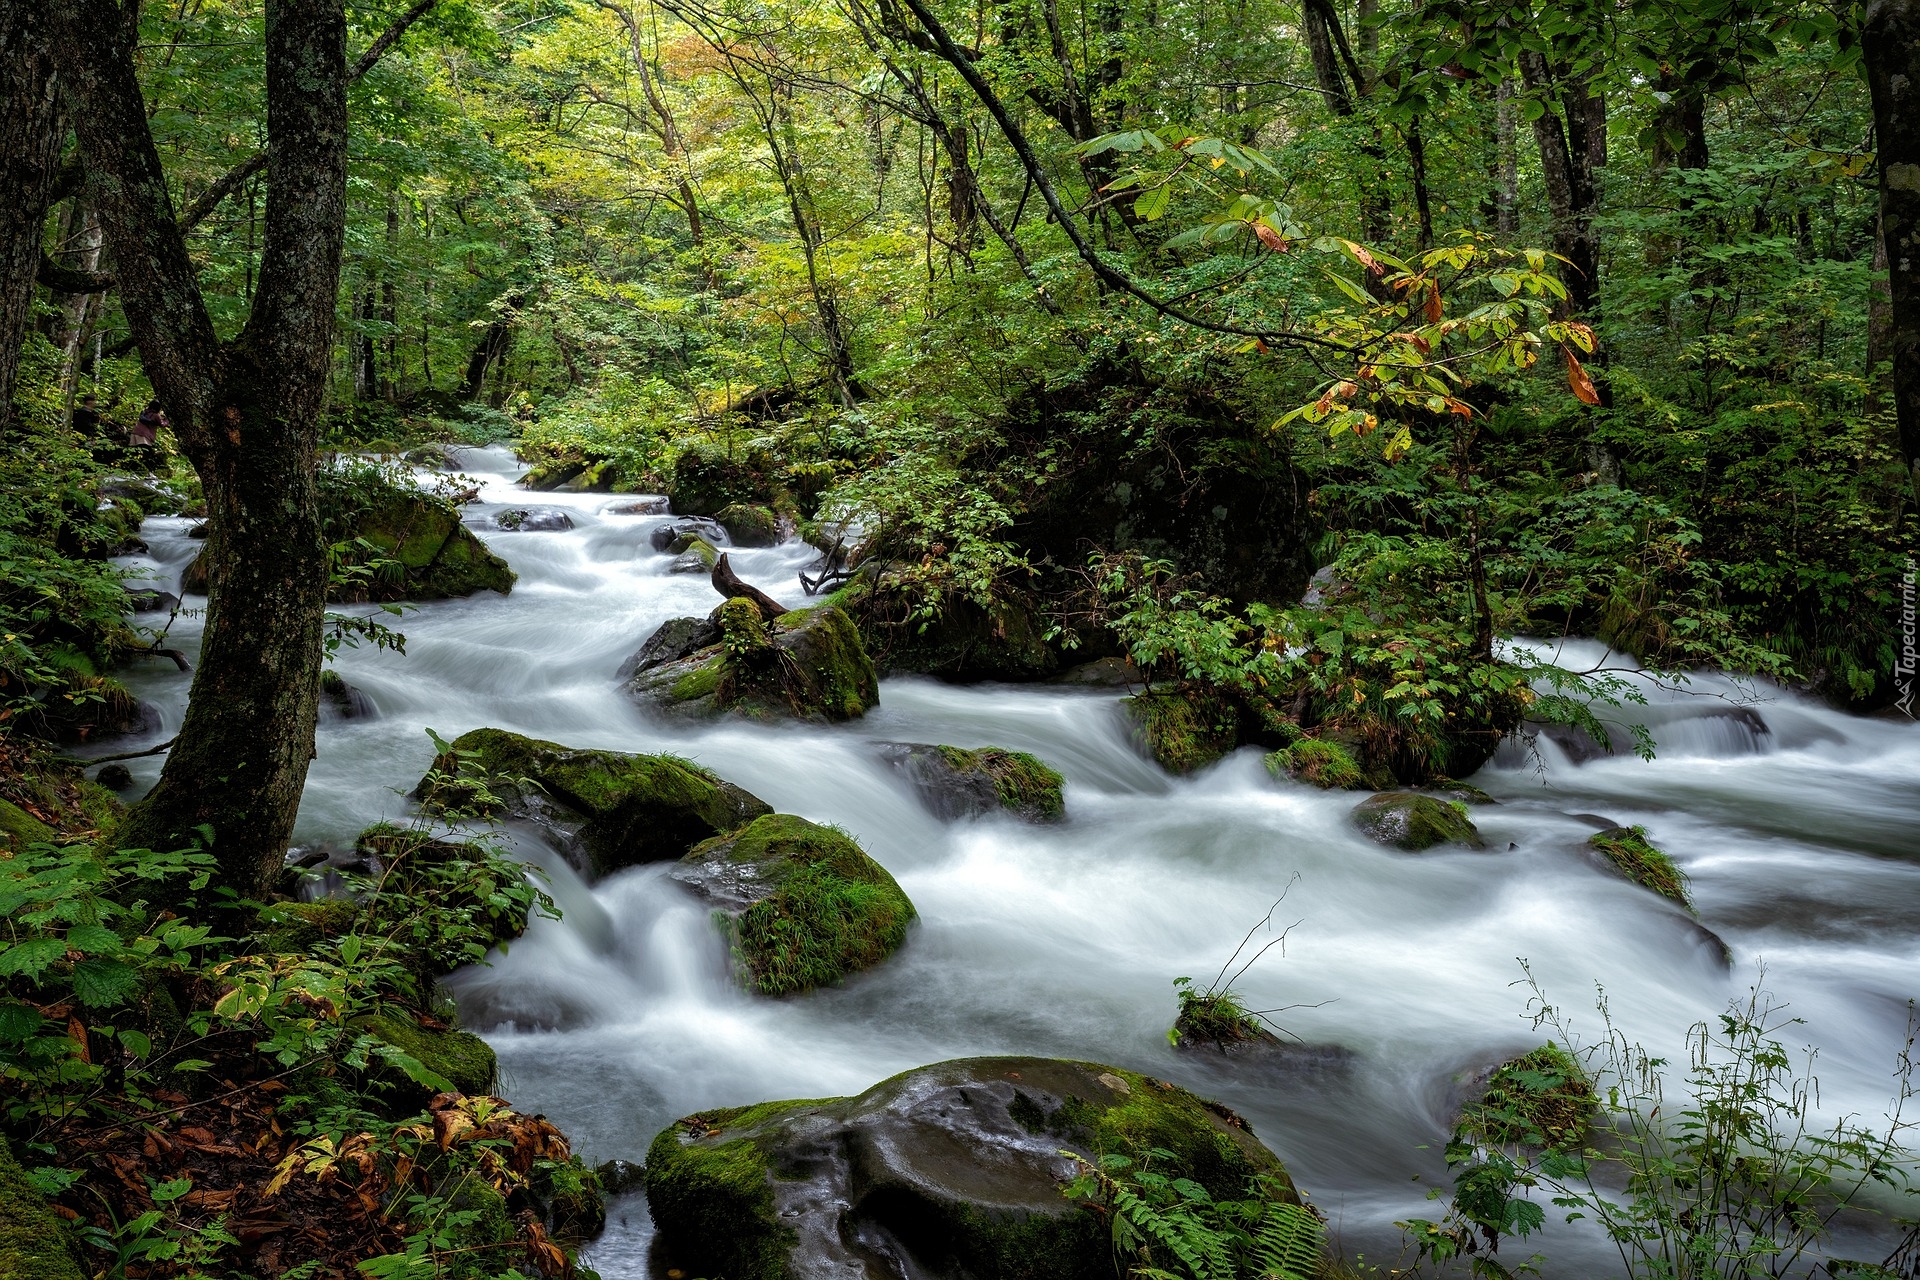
top-left (105, 446), bottom-right (1920, 1276)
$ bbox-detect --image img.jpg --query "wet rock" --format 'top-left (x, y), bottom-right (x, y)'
top-left (186, 522), bottom-right (209, 539)
top-left (1124, 685), bottom-right (1239, 774)
top-left (648, 516), bottom-right (728, 553)
top-left (1351, 792), bottom-right (1486, 851)
top-left (404, 443), bottom-right (460, 469)
top-left (880, 743), bottom-right (1065, 822)
top-left (827, 572), bottom-right (1057, 681)
top-left (519, 460), bottom-right (587, 490)
top-left (123, 586), bottom-right (180, 614)
top-left (416, 728), bottom-right (770, 879)
top-left (1455, 1045), bottom-right (1596, 1150)
top-left (715, 502), bottom-right (780, 547)
top-left (626, 604), bottom-right (879, 724)
top-left (94, 763), bottom-right (134, 791)
top-left (319, 669), bottom-right (376, 720)
top-left (491, 507), bottom-right (575, 532)
top-left (595, 1159), bottom-right (645, 1196)
top-left (668, 537), bottom-right (720, 574)
top-left (1587, 825), bottom-right (1692, 911)
top-left (671, 813), bottom-right (915, 995)
top-left (646, 1056), bottom-right (1296, 1280)
top-left (601, 496), bottom-right (669, 516)
top-left (1052, 656), bottom-right (1144, 686)
top-left (351, 1008), bottom-right (497, 1110)
top-left (615, 615), bottom-right (721, 681)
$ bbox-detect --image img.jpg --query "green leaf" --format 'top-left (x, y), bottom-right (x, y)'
top-left (1134, 185), bottom-right (1172, 221)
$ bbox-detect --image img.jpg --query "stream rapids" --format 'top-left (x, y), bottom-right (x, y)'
top-left (110, 445), bottom-right (1920, 1276)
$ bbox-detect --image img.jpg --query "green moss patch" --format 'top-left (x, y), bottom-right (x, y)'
top-left (1589, 825), bottom-right (1692, 911)
top-left (1264, 736), bottom-right (1366, 789)
top-left (646, 1098), bottom-right (831, 1280)
top-left (420, 728), bottom-right (770, 876)
top-left (681, 814), bottom-right (916, 995)
top-left (935, 746), bottom-right (1066, 821)
top-left (1463, 1044), bottom-right (1598, 1150)
top-left (1350, 791), bottom-right (1486, 851)
top-left (0, 1136), bottom-right (85, 1280)
top-left (1124, 686), bottom-right (1239, 774)
top-left (353, 1009), bottom-right (498, 1110)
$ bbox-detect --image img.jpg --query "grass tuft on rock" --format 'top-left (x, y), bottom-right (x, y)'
top-left (1463, 1044), bottom-right (1598, 1151)
top-left (1589, 825), bottom-right (1692, 911)
top-left (1124, 686), bottom-right (1238, 774)
top-left (936, 746), bottom-right (1066, 820)
top-left (1264, 737), bottom-right (1366, 789)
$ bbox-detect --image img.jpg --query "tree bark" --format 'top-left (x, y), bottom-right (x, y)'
top-left (51, 0), bottom-right (347, 896)
top-left (0, 1), bottom-right (63, 432)
top-left (1865, 0), bottom-right (1920, 494)
top-left (1493, 77), bottom-right (1518, 234)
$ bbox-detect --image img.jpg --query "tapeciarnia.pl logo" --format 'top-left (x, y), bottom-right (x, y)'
top-left (1900, 557), bottom-right (1917, 718)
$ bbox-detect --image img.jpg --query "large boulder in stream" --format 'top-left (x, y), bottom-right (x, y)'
top-left (416, 729), bottom-right (770, 879)
top-left (825, 572), bottom-right (1059, 681)
top-left (624, 603), bottom-right (879, 724)
top-left (1351, 792), bottom-right (1486, 851)
top-left (671, 814), bottom-right (915, 995)
top-left (645, 1056), bottom-right (1296, 1280)
top-left (880, 743), bottom-right (1065, 822)
top-left (182, 484), bottom-right (515, 601)
top-left (1123, 685), bottom-right (1240, 774)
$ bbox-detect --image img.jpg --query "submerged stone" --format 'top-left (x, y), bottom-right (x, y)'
top-left (880, 743), bottom-right (1066, 822)
top-left (672, 814), bottom-right (915, 995)
top-left (645, 1056), bottom-right (1297, 1280)
top-left (416, 728), bottom-right (770, 878)
top-left (1351, 791), bottom-right (1485, 851)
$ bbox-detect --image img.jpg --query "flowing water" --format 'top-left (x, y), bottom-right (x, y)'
top-left (110, 445), bottom-right (1920, 1276)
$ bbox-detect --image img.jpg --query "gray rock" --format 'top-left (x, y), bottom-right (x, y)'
top-left (601, 497), bottom-right (669, 515)
top-left (648, 517), bottom-right (727, 553)
top-left (123, 587), bottom-right (180, 614)
top-left (94, 763), bottom-right (134, 790)
top-left (492, 507), bottom-right (575, 532)
top-left (616, 616), bottom-right (722, 681)
top-left (1351, 791), bottom-right (1486, 851)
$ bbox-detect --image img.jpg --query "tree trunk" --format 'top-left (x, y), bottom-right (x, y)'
top-left (353, 283), bottom-right (376, 400)
top-left (1865, 0), bottom-right (1920, 494)
top-left (0, 1), bottom-right (63, 431)
top-left (51, 201), bottom-right (105, 400)
top-left (52, 0), bottom-right (347, 896)
top-left (1870, 212), bottom-right (1894, 416)
top-left (1493, 77), bottom-right (1518, 234)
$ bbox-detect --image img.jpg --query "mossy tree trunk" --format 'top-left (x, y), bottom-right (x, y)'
top-left (0, 1), bottom-right (63, 433)
top-left (1865, 0), bottom-right (1920, 497)
top-left (50, 0), bottom-right (346, 895)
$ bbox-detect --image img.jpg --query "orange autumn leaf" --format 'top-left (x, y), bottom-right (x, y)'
top-left (1253, 222), bottom-right (1289, 252)
top-left (1564, 346), bottom-right (1601, 405)
top-left (1424, 284), bottom-right (1443, 324)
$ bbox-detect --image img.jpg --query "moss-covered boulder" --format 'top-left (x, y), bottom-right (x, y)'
top-left (1588, 826), bottom-right (1692, 911)
top-left (881, 743), bottom-right (1065, 822)
top-left (671, 814), bottom-right (915, 995)
top-left (668, 445), bottom-right (775, 516)
top-left (1459, 1045), bottom-right (1597, 1150)
top-left (1264, 737), bottom-right (1367, 789)
top-left (827, 573), bottom-right (1057, 681)
top-left (715, 502), bottom-right (780, 546)
top-left (625, 604), bottom-right (880, 724)
top-left (353, 1009), bottom-right (498, 1111)
top-left (417, 728), bottom-right (770, 878)
top-left (1351, 792), bottom-right (1485, 851)
top-left (646, 1056), bottom-right (1295, 1280)
top-left (669, 534), bottom-right (721, 574)
top-left (255, 898), bottom-right (361, 954)
top-left (0, 1135), bottom-right (86, 1280)
top-left (1124, 685), bottom-right (1240, 774)
top-left (0, 758), bottom-right (125, 843)
top-left (183, 489), bottom-right (515, 601)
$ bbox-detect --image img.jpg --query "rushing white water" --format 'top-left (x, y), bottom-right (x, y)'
top-left (109, 446), bottom-right (1920, 1276)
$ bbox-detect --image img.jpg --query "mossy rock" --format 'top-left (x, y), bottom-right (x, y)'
top-left (1461, 1044), bottom-right (1598, 1150)
top-left (626, 605), bottom-right (880, 725)
top-left (185, 489), bottom-right (515, 601)
top-left (668, 445), bottom-right (773, 516)
top-left (418, 728), bottom-right (770, 878)
top-left (1351, 792), bottom-right (1485, 851)
top-left (827, 574), bottom-right (1057, 681)
top-left (419, 1173), bottom-right (515, 1280)
top-left (673, 814), bottom-right (915, 995)
top-left (0, 1136), bottom-right (85, 1280)
top-left (715, 502), bottom-right (780, 546)
top-left (1264, 737), bottom-right (1367, 790)
top-left (1124, 686), bottom-right (1239, 774)
top-left (883, 743), bottom-right (1066, 822)
top-left (353, 1009), bottom-right (498, 1112)
top-left (255, 898), bottom-right (361, 954)
top-left (0, 798), bottom-right (56, 852)
top-left (669, 535), bottom-right (721, 573)
top-left (1589, 826), bottom-right (1692, 912)
top-left (646, 1056), bottom-right (1294, 1280)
